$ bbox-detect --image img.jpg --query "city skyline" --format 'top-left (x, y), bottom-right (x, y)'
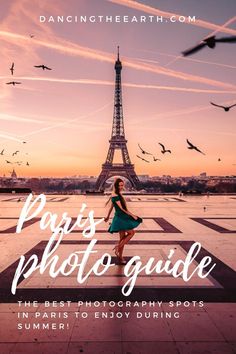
top-left (0, 0), bottom-right (236, 178)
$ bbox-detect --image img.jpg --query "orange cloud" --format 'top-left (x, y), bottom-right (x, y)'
top-left (108, 0), bottom-right (236, 35)
top-left (0, 30), bottom-right (236, 91)
top-left (0, 131), bottom-right (23, 143)
top-left (129, 99), bottom-right (236, 125)
top-left (1, 75), bottom-right (235, 94)
top-left (165, 16), bottom-right (236, 67)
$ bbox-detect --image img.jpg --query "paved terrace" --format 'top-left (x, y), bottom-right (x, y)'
top-left (0, 194), bottom-right (235, 353)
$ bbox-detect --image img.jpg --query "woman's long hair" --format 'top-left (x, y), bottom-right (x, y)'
top-left (114, 178), bottom-right (127, 210)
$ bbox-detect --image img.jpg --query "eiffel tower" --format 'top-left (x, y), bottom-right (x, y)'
top-left (95, 47), bottom-right (140, 191)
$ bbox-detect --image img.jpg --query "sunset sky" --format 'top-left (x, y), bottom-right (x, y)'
top-left (0, 0), bottom-right (236, 178)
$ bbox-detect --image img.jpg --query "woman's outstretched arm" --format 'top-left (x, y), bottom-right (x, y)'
top-left (104, 204), bottom-right (114, 222)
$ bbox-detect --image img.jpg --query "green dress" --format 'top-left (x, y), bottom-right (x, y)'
top-left (108, 195), bottom-right (142, 233)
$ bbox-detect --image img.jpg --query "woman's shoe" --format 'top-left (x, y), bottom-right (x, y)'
top-left (119, 257), bottom-right (127, 265)
top-left (113, 245), bottom-right (120, 258)
top-left (112, 246), bottom-right (126, 264)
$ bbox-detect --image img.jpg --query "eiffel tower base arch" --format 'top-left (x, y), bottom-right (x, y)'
top-left (95, 163), bottom-right (140, 191)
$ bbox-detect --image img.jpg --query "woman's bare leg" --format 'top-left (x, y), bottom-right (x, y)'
top-left (118, 230), bottom-right (135, 251)
top-left (119, 231), bottom-right (126, 259)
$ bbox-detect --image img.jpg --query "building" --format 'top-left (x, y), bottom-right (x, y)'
top-left (11, 169), bottom-right (17, 180)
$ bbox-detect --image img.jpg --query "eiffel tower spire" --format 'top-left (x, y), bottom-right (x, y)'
top-left (95, 47), bottom-right (140, 191)
top-left (111, 45), bottom-right (125, 139)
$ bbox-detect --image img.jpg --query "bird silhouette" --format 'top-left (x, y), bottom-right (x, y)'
top-left (34, 65), bottom-right (52, 71)
top-left (153, 156), bottom-right (161, 161)
top-left (22, 141), bottom-right (27, 144)
top-left (136, 155), bottom-right (150, 163)
top-left (138, 143), bottom-right (152, 155)
top-left (26, 162), bottom-right (30, 166)
top-left (218, 158), bottom-right (221, 162)
top-left (182, 35), bottom-right (236, 56)
top-left (159, 143), bottom-right (171, 154)
top-left (186, 139), bottom-right (205, 155)
top-left (210, 102), bottom-right (236, 112)
top-left (0, 149), bottom-right (4, 155)
top-left (30, 34), bottom-right (34, 38)
top-left (5, 160), bottom-right (12, 164)
top-left (6, 81), bottom-right (21, 86)
top-left (10, 63), bottom-right (14, 75)
top-left (12, 151), bottom-right (19, 156)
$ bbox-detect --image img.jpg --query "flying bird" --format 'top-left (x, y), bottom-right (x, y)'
top-left (5, 160), bottom-right (12, 164)
top-left (159, 143), bottom-right (171, 154)
top-left (34, 65), bottom-right (52, 71)
top-left (136, 155), bottom-right (150, 163)
top-left (26, 162), bottom-right (30, 166)
top-left (0, 149), bottom-right (4, 155)
top-left (153, 156), bottom-right (161, 162)
top-left (12, 151), bottom-right (19, 156)
top-left (182, 35), bottom-right (236, 56)
top-left (22, 141), bottom-right (27, 144)
top-left (210, 102), bottom-right (236, 112)
top-left (6, 81), bottom-right (21, 86)
top-left (138, 143), bottom-right (152, 155)
top-left (30, 34), bottom-right (34, 38)
top-left (10, 62), bottom-right (14, 75)
top-left (218, 158), bottom-right (221, 162)
top-left (186, 139), bottom-right (205, 155)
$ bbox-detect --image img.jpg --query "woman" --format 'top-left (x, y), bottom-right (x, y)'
top-left (104, 178), bottom-right (142, 264)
